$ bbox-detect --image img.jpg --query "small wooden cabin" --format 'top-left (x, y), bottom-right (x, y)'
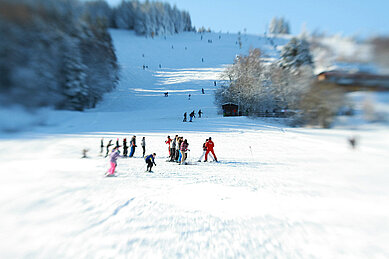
top-left (222, 103), bottom-right (239, 116)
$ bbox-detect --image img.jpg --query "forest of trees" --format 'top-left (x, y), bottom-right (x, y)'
top-left (216, 37), bottom-right (345, 128)
top-left (0, 0), bottom-right (193, 111)
top-left (84, 0), bottom-right (194, 37)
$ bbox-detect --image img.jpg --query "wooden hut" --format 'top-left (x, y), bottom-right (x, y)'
top-left (222, 103), bottom-right (239, 116)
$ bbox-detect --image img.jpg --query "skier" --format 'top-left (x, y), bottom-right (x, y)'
top-left (198, 109), bottom-right (203, 118)
top-left (170, 135), bottom-right (178, 161)
top-left (204, 137), bottom-right (218, 162)
top-left (189, 110), bottom-right (195, 122)
top-left (180, 139), bottom-right (189, 165)
top-left (123, 138), bottom-right (128, 157)
top-left (100, 138), bottom-right (104, 154)
top-left (145, 153), bottom-right (156, 172)
top-left (141, 137), bottom-right (146, 157)
top-left (198, 138), bottom-right (214, 162)
top-left (183, 112), bottom-right (187, 122)
top-left (106, 146), bottom-right (121, 176)
top-left (201, 88), bottom-right (205, 94)
top-left (115, 138), bottom-right (120, 149)
top-left (188, 94), bottom-right (191, 100)
top-left (165, 136), bottom-right (172, 157)
top-left (176, 137), bottom-right (183, 163)
top-left (105, 140), bottom-right (113, 158)
top-left (129, 135), bottom-right (136, 157)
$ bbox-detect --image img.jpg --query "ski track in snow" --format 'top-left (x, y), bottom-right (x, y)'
top-left (1, 30), bottom-right (389, 258)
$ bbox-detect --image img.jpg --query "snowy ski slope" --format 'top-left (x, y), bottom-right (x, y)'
top-left (0, 30), bottom-right (388, 258)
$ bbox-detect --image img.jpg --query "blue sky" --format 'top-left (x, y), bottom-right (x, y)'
top-left (104, 0), bottom-right (389, 37)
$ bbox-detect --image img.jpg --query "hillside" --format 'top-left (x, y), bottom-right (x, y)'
top-left (0, 30), bottom-right (388, 258)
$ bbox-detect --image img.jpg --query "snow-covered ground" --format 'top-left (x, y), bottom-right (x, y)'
top-left (1, 30), bottom-right (389, 258)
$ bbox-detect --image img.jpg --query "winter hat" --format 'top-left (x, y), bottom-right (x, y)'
top-left (209, 137), bottom-right (212, 140)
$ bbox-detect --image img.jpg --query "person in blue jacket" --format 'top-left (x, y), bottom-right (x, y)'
top-left (145, 153), bottom-right (156, 172)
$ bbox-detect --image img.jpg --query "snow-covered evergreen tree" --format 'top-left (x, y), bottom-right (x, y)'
top-left (279, 37), bottom-right (313, 70)
top-left (269, 17), bottom-right (290, 34)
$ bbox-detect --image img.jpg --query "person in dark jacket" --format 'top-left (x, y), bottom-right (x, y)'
top-left (189, 110), bottom-right (195, 122)
top-left (123, 138), bottom-right (128, 157)
top-left (105, 140), bottom-right (113, 157)
top-left (100, 138), bottom-right (104, 154)
top-left (198, 109), bottom-right (203, 118)
top-left (129, 136), bottom-right (136, 157)
top-left (145, 153), bottom-right (156, 172)
top-left (183, 112), bottom-right (187, 122)
top-left (170, 135), bottom-right (178, 161)
top-left (141, 137), bottom-right (146, 157)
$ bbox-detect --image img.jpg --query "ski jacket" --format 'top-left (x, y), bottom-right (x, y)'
top-left (131, 138), bottom-right (136, 147)
top-left (172, 138), bottom-right (177, 149)
top-left (180, 142), bottom-right (189, 151)
top-left (109, 150), bottom-right (120, 163)
top-left (202, 142), bottom-right (207, 151)
top-left (165, 138), bottom-right (171, 147)
top-left (145, 154), bottom-right (155, 164)
top-left (205, 140), bottom-right (214, 150)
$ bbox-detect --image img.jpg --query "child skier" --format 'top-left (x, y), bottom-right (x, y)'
top-left (106, 146), bottom-right (121, 176)
top-left (198, 138), bottom-right (214, 162)
top-left (145, 153), bottom-right (156, 172)
top-left (204, 137), bottom-right (218, 162)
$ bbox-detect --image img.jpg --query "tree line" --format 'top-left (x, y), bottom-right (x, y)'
top-left (215, 37), bottom-right (346, 128)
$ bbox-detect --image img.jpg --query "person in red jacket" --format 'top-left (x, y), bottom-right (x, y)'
top-left (165, 136), bottom-right (172, 156)
top-left (204, 137), bottom-right (218, 162)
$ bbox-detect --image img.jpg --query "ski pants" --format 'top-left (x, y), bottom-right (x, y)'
top-left (180, 150), bottom-right (187, 164)
top-left (199, 150), bottom-right (214, 161)
top-left (108, 162), bottom-right (117, 175)
top-left (178, 150), bottom-right (182, 162)
top-left (205, 149), bottom-right (217, 161)
top-left (170, 148), bottom-right (175, 160)
top-left (130, 146), bottom-right (135, 157)
top-left (123, 147), bottom-right (128, 156)
top-left (142, 146), bottom-right (145, 157)
top-left (146, 161), bottom-right (154, 171)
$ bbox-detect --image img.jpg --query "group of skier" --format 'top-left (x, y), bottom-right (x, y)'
top-left (165, 135), bottom-right (190, 164)
top-left (183, 110), bottom-right (202, 122)
top-left (103, 134), bottom-right (218, 176)
top-left (165, 135), bottom-right (217, 164)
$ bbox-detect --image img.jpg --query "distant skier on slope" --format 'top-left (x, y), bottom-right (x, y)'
top-left (198, 109), bottom-right (203, 118)
top-left (204, 137), bottom-right (218, 162)
top-left (189, 110), bottom-right (195, 122)
top-left (165, 136), bottom-right (172, 156)
top-left (123, 138), bottom-right (128, 157)
top-left (100, 138), bottom-right (104, 154)
top-left (105, 139), bottom-right (113, 157)
top-left (141, 137), bottom-right (146, 157)
top-left (183, 112), bottom-right (187, 122)
top-left (145, 153), bottom-right (156, 172)
top-left (106, 146), bottom-right (122, 176)
top-left (129, 135), bottom-right (136, 157)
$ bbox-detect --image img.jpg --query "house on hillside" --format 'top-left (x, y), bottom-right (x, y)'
top-left (317, 71), bottom-right (389, 91)
top-left (222, 103), bottom-right (240, 116)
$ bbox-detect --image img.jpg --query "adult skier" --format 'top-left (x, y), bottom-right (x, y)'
top-left (165, 136), bottom-right (172, 157)
top-left (145, 153), bottom-right (156, 172)
top-left (100, 138), bottom-right (104, 154)
top-left (123, 138), bottom-right (128, 157)
top-left (106, 147), bottom-right (121, 176)
top-left (183, 112), bottom-right (187, 122)
top-left (115, 138), bottom-right (120, 149)
top-left (105, 139), bottom-right (113, 158)
top-left (204, 137), bottom-right (218, 162)
top-left (141, 137), bottom-right (146, 157)
top-left (198, 109), bottom-right (203, 118)
top-left (129, 135), bottom-right (136, 157)
top-left (189, 110), bottom-right (195, 122)
top-left (170, 135), bottom-right (178, 161)
top-left (180, 139), bottom-right (189, 164)
top-left (198, 138), bottom-right (214, 162)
